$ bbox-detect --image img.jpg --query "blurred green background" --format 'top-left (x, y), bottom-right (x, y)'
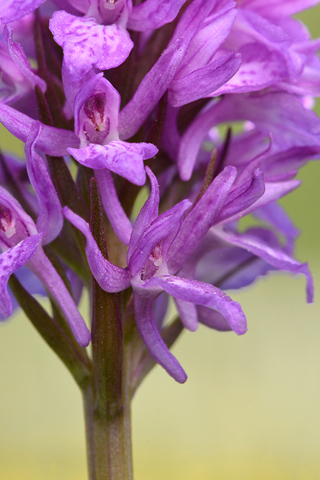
top-left (1, 7), bottom-right (320, 480)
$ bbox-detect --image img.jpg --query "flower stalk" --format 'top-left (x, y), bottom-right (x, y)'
top-left (86, 178), bottom-right (133, 480)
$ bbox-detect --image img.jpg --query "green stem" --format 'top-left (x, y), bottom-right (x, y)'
top-left (82, 363), bottom-right (133, 480)
top-left (81, 178), bottom-right (133, 480)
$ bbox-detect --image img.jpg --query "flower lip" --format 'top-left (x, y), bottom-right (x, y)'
top-left (82, 92), bottom-right (110, 144)
top-left (0, 204), bottom-right (16, 238)
top-left (140, 242), bottom-right (164, 281)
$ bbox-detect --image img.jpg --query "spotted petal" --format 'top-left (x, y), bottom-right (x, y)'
top-left (49, 11), bottom-right (133, 78)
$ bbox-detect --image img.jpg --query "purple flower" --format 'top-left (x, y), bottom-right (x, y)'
top-left (0, 123), bottom-right (90, 346)
top-left (64, 167), bottom-right (248, 382)
top-left (0, 0), bottom-right (317, 401)
top-left (68, 73), bottom-right (158, 185)
top-left (176, 90), bottom-right (320, 181)
top-left (49, 7), bottom-right (133, 81)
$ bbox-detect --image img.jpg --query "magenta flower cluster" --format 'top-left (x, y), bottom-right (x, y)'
top-left (0, 0), bottom-right (319, 382)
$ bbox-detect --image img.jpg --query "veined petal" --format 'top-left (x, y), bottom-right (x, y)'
top-left (213, 227), bottom-right (313, 302)
top-left (127, 167), bottom-right (160, 262)
top-left (143, 275), bottom-right (247, 335)
top-left (63, 207), bottom-right (131, 292)
top-left (169, 52), bottom-right (241, 107)
top-left (25, 122), bottom-right (63, 245)
top-left (119, 37), bottom-right (186, 140)
top-left (4, 26), bottom-right (46, 92)
top-left (177, 2), bottom-right (237, 77)
top-left (0, 234), bottom-right (42, 319)
top-left (217, 178), bottom-right (300, 225)
top-left (128, 0), bottom-right (187, 31)
top-left (216, 169), bottom-right (265, 223)
top-left (168, 166), bottom-right (237, 273)
top-left (133, 288), bottom-right (187, 383)
top-left (0, 103), bottom-right (79, 156)
top-left (178, 91), bottom-right (320, 181)
top-left (120, 0), bottom-right (215, 139)
top-left (68, 141), bottom-right (157, 185)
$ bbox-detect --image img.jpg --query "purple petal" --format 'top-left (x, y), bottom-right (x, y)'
top-left (177, 2), bottom-right (237, 77)
top-left (129, 199), bottom-right (191, 277)
top-left (120, 0), bottom-right (214, 139)
top-left (168, 166), bottom-right (237, 273)
top-left (216, 169), bottom-right (265, 223)
top-left (68, 140), bottom-right (157, 185)
top-left (144, 275), bottom-right (247, 335)
top-left (212, 43), bottom-right (288, 96)
top-left (213, 227), bottom-right (313, 303)
top-left (153, 291), bottom-right (169, 329)
top-left (197, 305), bottom-right (232, 331)
top-left (127, 167), bottom-right (160, 262)
top-left (174, 297), bottom-right (198, 331)
top-left (61, 60), bottom-right (95, 113)
top-left (169, 52), bottom-right (241, 107)
top-left (0, 103), bottom-right (79, 155)
top-left (128, 0), bottom-right (187, 31)
top-left (232, 10), bottom-right (302, 79)
top-left (119, 37), bottom-right (186, 140)
top-left (0, 186), bottom-right (38, 244)
top-left (8, 266), bottom-right (47, 314)
top-left (218, 178), bottom-right (300, 224)
top-left (4, 26), bottom-right (46, 92)
top-left (254, 203), bottom-right (299, 252)
top-left (258, 146), bottom-right (320, 181)
top-left (0, 0), bottom-right (45, 23)
top-left (95, 169), bottom-right (132, 246)
top-left (49, 11), bottom-right (133, 77)
top-left (217, 180), bottom-right (301, 223)
top-left (242, 0), bottom-right (320, 16)
top-left (162, 105), bottom-right (180, 160)
top-left (178, 91), bottom-right (320, 181)
top-left (63, 207), bottom-right (131, 292)
top-left (0, 234), bottom-right (42, 319)
top-left (0, 153), bottom-right (37, 211)
top-left (133, 288), bottom-right (187, 383)
top-left (73, 73), bottom-right (120, 146)
top-left (195, 235), bottom-right (272, 290)
top-left (25, 122), bottom-right (63, 244)
top-left (27, 246), bottom-right (91, 347)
